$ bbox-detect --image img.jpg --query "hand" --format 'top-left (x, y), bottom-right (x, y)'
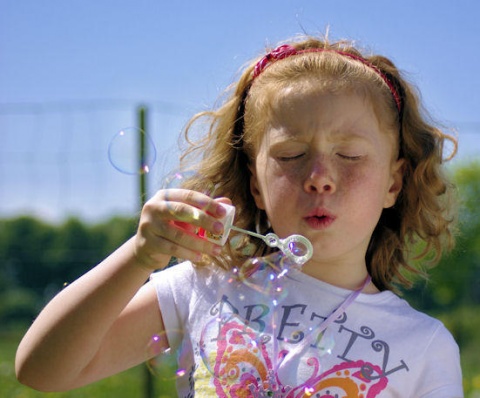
top-left (133, 189), bottom-right (231, 270)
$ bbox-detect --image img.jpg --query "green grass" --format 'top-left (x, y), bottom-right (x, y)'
top-left (0, 330), bottom-right (177, 398)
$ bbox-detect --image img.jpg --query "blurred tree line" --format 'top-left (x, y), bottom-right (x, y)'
top-left (0, 216), bottom-right (137, 328)
top-left (404, 160), bottom-right (480, 310)
top-left (0, 161), bottom-right (479, 342)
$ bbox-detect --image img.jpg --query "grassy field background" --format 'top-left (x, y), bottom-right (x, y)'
top-left (0, 329), bottom-right (177, 398)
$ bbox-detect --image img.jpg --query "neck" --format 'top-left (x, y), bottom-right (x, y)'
top-left (301, 258), bottom-right (379, 294)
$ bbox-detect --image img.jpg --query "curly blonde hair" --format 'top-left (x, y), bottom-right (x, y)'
top-left (178, 36), bottom-right (457, 291)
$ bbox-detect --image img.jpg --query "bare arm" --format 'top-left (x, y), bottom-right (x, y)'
top-left (15, 189), bottom-right (228, 392)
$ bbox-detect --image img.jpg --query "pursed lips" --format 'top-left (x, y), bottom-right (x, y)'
top-left (304, 208), bottom-right (336, 229)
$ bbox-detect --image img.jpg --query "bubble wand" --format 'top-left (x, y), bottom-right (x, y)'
top-left (199, 203), bottom-right (313, 266)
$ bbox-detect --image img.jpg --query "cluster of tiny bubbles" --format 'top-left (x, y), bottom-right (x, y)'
top-left (196, 254), bottom-right (283, 390)
top-left (198, 250), bottom-right (337, 395)
top-left (196, 252), bottom-right (299, 393)
top-left (234, 251), bottom-right (301, 306)
top-left (108, 127), bottom-right (157, 175)
top-left (145, 329), bottom-right (189, 380)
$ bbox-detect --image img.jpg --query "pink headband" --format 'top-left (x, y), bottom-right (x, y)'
top-left (253, 44), bottom-right (402, 113)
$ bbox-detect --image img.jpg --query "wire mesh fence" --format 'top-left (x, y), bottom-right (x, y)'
top-left (0, 101), bottom-right (193, 223)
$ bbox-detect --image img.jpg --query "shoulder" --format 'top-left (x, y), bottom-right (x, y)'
top-left (151, 260), bottom-right (211, 282)
top-left (355, 291), bottom-right (458, 347)
top-left (150, 260), bottom-right (194, 285)
top-left (360, 290), bottom-right (436, 321)
top-left (352, 292), bottom-right (462, 395)
top-left (150, 261), bottom-right (229, 297)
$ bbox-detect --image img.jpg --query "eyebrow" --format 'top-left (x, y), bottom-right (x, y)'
top-left (331, 133), bottom-right (371, 144)
top-left (266, 123), bottom-right (376, 146)
top-left (325, 123), bottom-right (381, 142)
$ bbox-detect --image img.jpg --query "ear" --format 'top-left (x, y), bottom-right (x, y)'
top-left (384, 158), bottom-right (405, 209)
top-left (248, 163), bottom-right (266, 210)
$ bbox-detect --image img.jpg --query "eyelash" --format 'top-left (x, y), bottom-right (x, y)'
top-left (337, 153), bottom-right (363, 161)
top-left (278, 153), bottom-right (305, 161)
top-left (278, 153), bottom-right (363, 162)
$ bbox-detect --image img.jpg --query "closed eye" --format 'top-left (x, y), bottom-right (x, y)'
top-left (337, 153), bottom-right (363, 161)
top-left (278, 153), bottom-right (306, 161)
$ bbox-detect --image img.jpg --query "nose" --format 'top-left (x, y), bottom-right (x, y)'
top-left (303, 158), bottom-right (336, 194)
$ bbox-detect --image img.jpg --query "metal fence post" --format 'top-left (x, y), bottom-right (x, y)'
top-left (138, 105), bottom-right (155, 398)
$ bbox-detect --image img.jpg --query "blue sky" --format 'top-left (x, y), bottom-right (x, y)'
top-left (1, 0), bottom-right (479, 222)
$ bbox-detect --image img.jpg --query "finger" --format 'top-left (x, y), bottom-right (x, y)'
top-left (214, 197), bottom-right (233, 206)
top-left (157, 189), bottom-right (227, 219)
top-left (149, 222), bottom-right (222, 259)
top-left (147, 190), bottom-right (226, 236)
top-left (154, 201), bottom-right (224, 239)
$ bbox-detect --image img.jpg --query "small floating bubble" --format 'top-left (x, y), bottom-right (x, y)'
top-left (108, 127), bottom-right (156, 175)
top-left (146, 330), bottom-right (187, 381)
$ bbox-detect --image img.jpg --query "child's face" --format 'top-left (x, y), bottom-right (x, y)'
top-left (249, 88), bottom-right (403, 268)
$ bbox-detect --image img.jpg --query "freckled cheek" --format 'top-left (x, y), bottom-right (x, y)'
top-left (339, 166), bottom-right (357, 183)
top-left (341, 168), bottom-right (389, 210)
top-left (338, 168), bottom-right (382, 202)
top-left (274, 162), bottom-right (312, 184)
top-left (263, 175), bottom-right (295, 200)
top-left (337, 167), bottom-right (366, 190)
top-left (260, 161), bottom-right (300, 188)
top-left (257, 173), bottom-right (298, 213)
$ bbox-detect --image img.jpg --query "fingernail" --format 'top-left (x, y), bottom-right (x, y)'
top-left (213, 221), bottom-right (224, 234)
top-left (216, 204), bottom-right (227, 217)
top-left (212, 245), bottom-right (222, 256)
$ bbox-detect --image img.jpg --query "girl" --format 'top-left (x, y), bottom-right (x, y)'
top-left (16, 36), bottom-right (462, 397)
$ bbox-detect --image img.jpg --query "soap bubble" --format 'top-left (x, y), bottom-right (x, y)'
top-left (146, 329), bottom-right (189, 381)
top-left (162, 170), bottom-right (196, 190)
top-left (197, 251), bottom-right (335, 395)
top-left (162, 171), bottom-right (187, 190)
top-left (199, 311), bottom-right (274, 392)
top-left (108, 127), bottom-right (157, 175)
top-left (162, 170), bottom-right (217, 198)
top-left (235, 252), bottom-right (293, 304)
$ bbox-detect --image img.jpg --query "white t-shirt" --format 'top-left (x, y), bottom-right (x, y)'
top-left (150, 260), bottom-right (463, 397)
